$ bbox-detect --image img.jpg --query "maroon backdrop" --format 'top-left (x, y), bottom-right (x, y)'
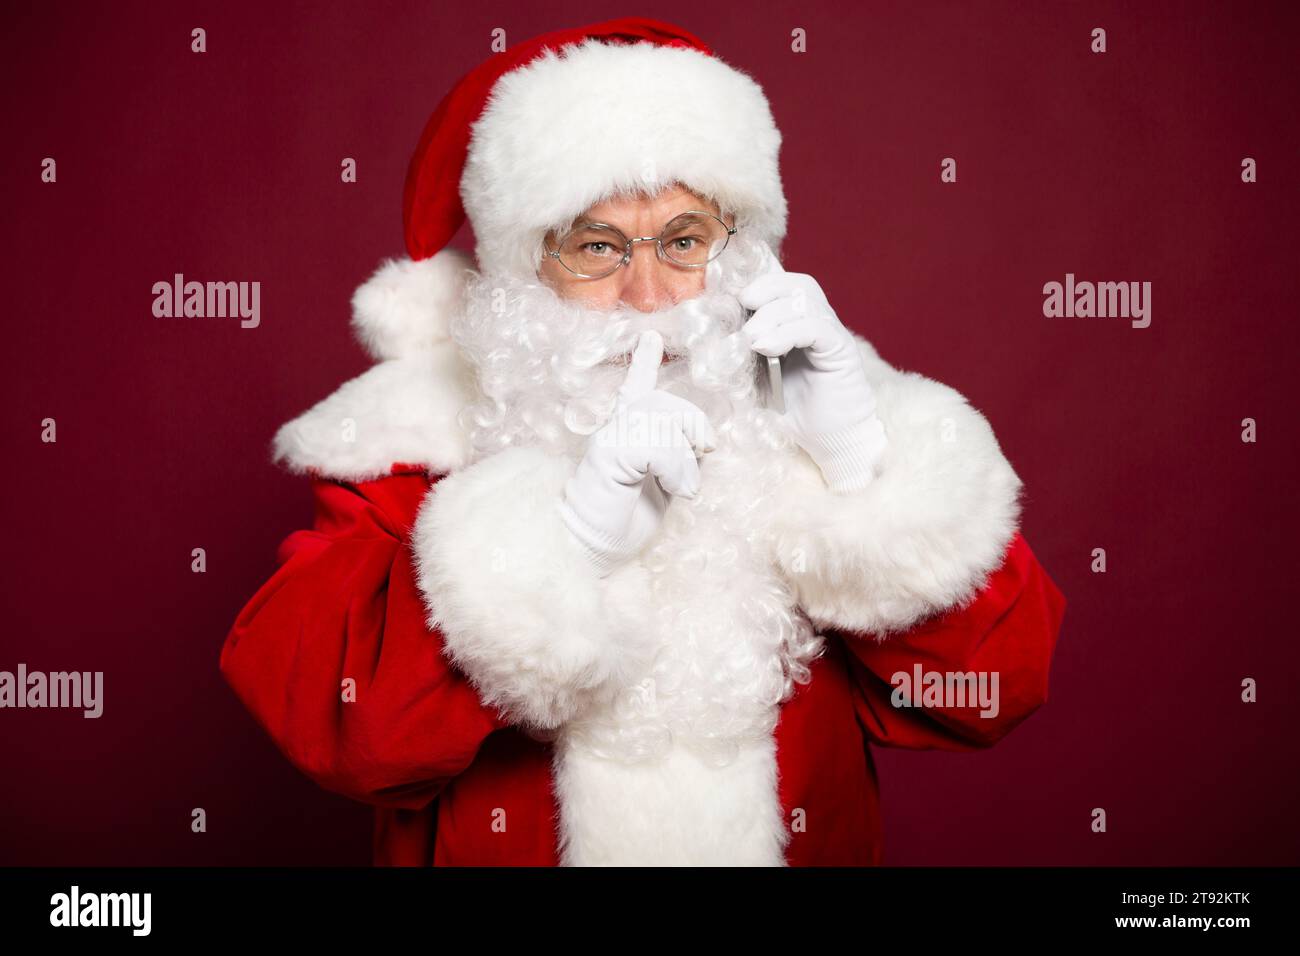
top-left (2, 0), bottom-right (1297, 866)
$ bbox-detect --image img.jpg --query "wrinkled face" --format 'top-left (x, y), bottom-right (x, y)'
top-left (538, 183), bottom-right (731, 312)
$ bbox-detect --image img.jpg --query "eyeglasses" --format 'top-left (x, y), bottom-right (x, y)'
top-left (544, 210), bottom-right (737, 279)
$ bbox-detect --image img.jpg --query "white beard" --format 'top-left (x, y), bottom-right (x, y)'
top-left (449, 234), bottom-right (824, 771)
top-left (451, 232), bottom-right (780, 464)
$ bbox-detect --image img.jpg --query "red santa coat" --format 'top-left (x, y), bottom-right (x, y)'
top-left (220, 250), bottom-right (1067, 866)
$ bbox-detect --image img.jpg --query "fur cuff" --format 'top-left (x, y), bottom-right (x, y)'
top-left (769, 342), bottom-right (1023, 636)
top-left (410, 445), bottom-right (657, 731)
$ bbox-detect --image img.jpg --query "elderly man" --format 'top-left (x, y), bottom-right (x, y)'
top-left (220, 17), bottom-right (1066, 866)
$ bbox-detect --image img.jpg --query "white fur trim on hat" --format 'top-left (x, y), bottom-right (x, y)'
top-left (461, 38), bottom-right (786, 278)
top-left (350, 247), bottom-right (475, 361)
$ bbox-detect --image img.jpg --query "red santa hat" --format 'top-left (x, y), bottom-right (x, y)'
top-left (351, 16), bottom-right (788, 361)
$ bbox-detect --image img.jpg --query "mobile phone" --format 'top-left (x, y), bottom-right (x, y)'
top-left (745, 307), bottom-right (785, 413)
top-left (766, 355), bottom-right (785, 413)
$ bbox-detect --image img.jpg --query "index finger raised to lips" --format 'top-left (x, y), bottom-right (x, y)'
top-left (616, 330), bottom-right (664, 407)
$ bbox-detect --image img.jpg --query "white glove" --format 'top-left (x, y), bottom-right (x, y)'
top-left (557, 330), bottom-right (718, 576)
top-left (739, 243), bottom-right (887, 493)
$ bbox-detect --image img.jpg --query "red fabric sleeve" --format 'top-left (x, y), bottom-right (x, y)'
top-left (837, 532), bottom-right (1066, 751)
top-left (219, 471), bottom-right (509, 810)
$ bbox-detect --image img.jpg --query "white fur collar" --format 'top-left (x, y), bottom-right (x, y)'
top-left (272, 341), bottom-right (476, 482)
top-left (273, 249), bottom-right (478, 482)
top-left (271, 325), bottom-right (894, 484)
top-left (269, 249), bottom-right (965, 497)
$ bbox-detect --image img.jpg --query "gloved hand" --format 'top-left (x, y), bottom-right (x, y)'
top-left (739, 242), bottom-right (887, 493)
top-left (556, 330), bottom-right (718, 576)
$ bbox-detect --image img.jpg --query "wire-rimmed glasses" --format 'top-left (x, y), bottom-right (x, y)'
top-left (544, 210), bottom-right (737, 279)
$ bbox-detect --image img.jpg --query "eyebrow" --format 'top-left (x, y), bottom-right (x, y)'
top-left (569, 211), bottom-right (715, 234)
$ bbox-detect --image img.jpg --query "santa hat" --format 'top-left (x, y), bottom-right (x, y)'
top-left (351, 17), bottom-right (787, 361)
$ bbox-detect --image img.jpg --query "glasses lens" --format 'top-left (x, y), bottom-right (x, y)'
top-left (558, 225), bottom-right (627, 276)
top-left (659, 213), bottom-right (730, 266)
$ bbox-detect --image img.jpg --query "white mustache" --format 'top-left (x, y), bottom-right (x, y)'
top-left (597, 293), bottom-right (747, 365)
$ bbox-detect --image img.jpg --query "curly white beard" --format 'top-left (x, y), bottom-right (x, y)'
top-left (453, 232), bottom-right (779, 462)
top-left (449, 233), bottom-right (826, 767)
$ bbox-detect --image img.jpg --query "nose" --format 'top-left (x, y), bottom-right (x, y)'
top-left (615, 240), bottom-right (678, 313)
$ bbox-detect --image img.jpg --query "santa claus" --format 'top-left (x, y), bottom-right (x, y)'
top-left (220, 17), bottom-right (1066, 866)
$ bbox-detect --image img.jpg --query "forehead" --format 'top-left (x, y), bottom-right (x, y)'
top-left (563, 184), bottom-right (720, 231)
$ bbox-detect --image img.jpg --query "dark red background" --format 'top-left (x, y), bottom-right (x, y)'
top-left (2, 0), bottom-right (1297, 865)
